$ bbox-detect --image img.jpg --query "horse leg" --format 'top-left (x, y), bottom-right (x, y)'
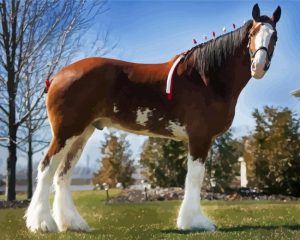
top-left (177, 137), bottom-right (216, 231)
top-left (25, 137), bottom-right (77, 232)
top-left (53, 125), bottom-right (94, 232)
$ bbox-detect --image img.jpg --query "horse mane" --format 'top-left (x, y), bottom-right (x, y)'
top-left (183, 20), bottom-right (253, 82)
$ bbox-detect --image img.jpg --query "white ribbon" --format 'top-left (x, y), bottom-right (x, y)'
top-left (166, 55), bottom-right (184, 95)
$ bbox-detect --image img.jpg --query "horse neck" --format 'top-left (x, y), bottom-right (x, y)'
top-left (218, 38), bottom-right (252, 100)
top-left (180, 27), bottom-right (253, 101)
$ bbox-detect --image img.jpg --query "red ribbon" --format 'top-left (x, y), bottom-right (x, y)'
top-left (193, 39), bottom-right (197, 44)
top-left (45, 79), bottom-right (51, 93)
top-left (233, 23), bottom-right (236, 29)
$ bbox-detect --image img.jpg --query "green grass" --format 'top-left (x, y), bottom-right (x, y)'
top-left (0, 192), bottom-right (27, 201)
top-left (0, 190), bottom-right (300, 240)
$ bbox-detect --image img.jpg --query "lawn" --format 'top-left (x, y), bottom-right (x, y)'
top-left (0, 190), bottom-right (299, 240)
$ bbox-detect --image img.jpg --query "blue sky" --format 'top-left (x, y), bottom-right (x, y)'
top-left (78, 0), bottom-right (300, 167)
top-left (2, 1), bottom-right (300, 174)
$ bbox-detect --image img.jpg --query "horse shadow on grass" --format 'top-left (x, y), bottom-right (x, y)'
top-left (161, 224), bottom-right (300, 234)
top-left (219, 224), bottom-right (300, 232)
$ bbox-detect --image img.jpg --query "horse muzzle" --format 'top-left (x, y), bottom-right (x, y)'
top-left (250, 46), bottom-right (272, 79)
top-left (251, 61), bottom-right (267, 79)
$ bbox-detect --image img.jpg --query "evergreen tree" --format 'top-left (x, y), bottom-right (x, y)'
top-left (93, 132), bottom-right (135, 188)
top-left (206, 130), bottom-right (243, 192)
top-left (140, 138), bottom-right (187, 187)
top-left (252, 106), bottom-right (300, 196)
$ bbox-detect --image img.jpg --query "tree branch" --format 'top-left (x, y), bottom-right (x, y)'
top-left (16, 89), bottom-right (44, 127)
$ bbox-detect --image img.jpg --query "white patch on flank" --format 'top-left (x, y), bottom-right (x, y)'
top-left (136, 107), bottom-right (153, 126)
top-left (251, 23), bottom-right (274, 79)
top-left (25, 136), bottom-right (77, 232)
top-left (113, 104), bottom-right (119, 113)
top-left (166, 120), bottom-right (187, 140)
top-left (177, 155), bottom-right (216, 231)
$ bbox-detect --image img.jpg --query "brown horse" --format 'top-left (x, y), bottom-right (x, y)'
top-left (25, 4), bottom-right (281, 232)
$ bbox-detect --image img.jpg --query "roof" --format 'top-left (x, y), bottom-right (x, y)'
top-left (291, 88), bottom-right (300, 97)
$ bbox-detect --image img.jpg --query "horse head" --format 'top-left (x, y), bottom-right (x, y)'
top-left (248, 4), bottom-right (281, 79)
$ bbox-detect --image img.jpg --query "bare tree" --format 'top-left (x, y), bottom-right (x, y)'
top-left (18, 66), bottom-right (49, 199)
top-left (0, 0), bottom-right (114, 201)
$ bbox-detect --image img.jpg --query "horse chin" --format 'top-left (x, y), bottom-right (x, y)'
top-left (251, 71), bottom-right (266, 80)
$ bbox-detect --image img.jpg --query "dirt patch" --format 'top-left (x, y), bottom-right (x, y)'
top-left (0, 200), bottom-right (30, 209)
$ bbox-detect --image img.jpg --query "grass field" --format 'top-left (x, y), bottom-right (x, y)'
top-left (0, 190), bottom-right (300, 240)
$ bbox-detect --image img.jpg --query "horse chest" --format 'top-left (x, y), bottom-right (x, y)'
top-left (208, 103), bottom-right (236, 134)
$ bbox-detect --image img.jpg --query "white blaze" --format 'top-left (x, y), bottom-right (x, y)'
top-left (251, 23), bottom-right (274, 79)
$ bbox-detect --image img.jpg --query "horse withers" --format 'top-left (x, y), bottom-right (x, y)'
top-left (25, 4), bottom-right (281, 232)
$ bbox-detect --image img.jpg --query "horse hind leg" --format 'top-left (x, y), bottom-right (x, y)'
top-left (53, 125), bottom-right (94, 232)
top-left (25, 137), bottom-right (77, 232)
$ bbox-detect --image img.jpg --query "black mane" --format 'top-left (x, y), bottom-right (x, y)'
top-left (183, 20), bottom-right (253, 77)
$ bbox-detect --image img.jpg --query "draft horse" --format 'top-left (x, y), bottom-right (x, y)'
top-left (26, 4), bottom-right (281, 232)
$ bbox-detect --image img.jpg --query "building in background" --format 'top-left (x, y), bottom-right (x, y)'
top-left (291, 88), bottom-right (300, 97)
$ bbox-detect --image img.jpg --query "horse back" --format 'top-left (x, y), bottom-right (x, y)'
top-left (46, 57), bottom-right (185, 141)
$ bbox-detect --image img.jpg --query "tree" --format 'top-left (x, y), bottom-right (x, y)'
top-left (140, 138), bottom-right (187, 188)
top-left (0, 0), bottom-right (113, 200)
top-left (93, 132), bottom-right (135, 188)
top-left (251, 106), bottom-right (300, 196)
top-left (206, 129), bottom-right (243, 192)
top-left (18, 70), bottom-right (49, 199)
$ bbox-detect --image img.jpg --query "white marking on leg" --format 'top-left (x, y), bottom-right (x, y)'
top-left (136, 107), bottom-right (153, 126)
top-left (53, 127), bottom-right (94, 232)
top-left (25, 137), bottom-right (76, 232)
top-left (177, 155), bottom-right (216, 231)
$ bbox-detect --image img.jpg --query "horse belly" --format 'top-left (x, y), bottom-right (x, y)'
top-left (93, 112), bottom-right (188, 141)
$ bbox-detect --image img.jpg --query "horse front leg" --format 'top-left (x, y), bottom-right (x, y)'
top-left (177, 136), bottom-right (216, 231)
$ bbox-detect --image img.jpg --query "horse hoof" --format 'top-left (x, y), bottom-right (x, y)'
top-left (54, 214), bottom-right (90, 232)
top-left (177, 213), bottom-right (216, 231)
top-left (25, 212), bottom-right (58, 233)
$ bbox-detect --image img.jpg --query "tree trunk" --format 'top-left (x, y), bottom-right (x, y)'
top-left (27, 133), bottom-right (33, 199)
top-left (6, 129), bottom-right (17, 201)
top-left (6, 70), bottom-right (17, 201)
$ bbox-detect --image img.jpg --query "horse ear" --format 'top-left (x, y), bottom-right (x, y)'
top-left (252, 3), bottom-right (260, 21)
top-left (273, 6), bottom-right (281, 23)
